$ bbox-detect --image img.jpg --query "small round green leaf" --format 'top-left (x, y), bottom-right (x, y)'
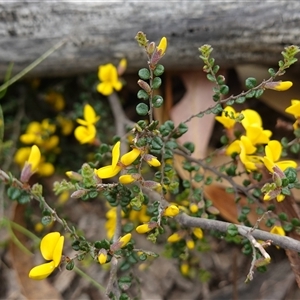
top-left (152, 77), bottom-right (162, 89)
top-left (154, 64), bottom-right (164, 76)
top-left (138, 68), bottom-right (150, 80)
top-left (136, 103), bottom-right (148, 116)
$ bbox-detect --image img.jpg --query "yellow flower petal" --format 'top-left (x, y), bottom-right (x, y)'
top-left (28, 145), bottom-right (41, 172)
top-left (167, 232), bottom-right (182, 243)
top-left (29, 261), bottom-right (56, 280)
top-left (120, 148), bottom-right (141, 166)
top-left (95, 165), bottom-right (122, 179)
top-left (119, 233), bottom-right (131, 248)
top-left (98, 251), bottom-right (107, 264)
top-left (40, 232), bottom-right (61, 261)
top-left (52, 236), bottom-right (64, 267)
top-left (215, 106), bottom-right (237, 129)
top-left (119, 174), bottom-right (136, 184)
top-left (270, 225), bottom-right (285, 236)
top-left (192, 228), bottom-right (203, 239)
top-left (83, 104), bottom-right (100, 124)
top-left (241, 109), bottom-right (262, 129)
top-left (97, 82), bottom-right (114, 96)
top-left (285, 99), bottom-right (300, 118)
top-left (163, 205), bottom-right (180, 217)
top-left (74, 125), bottom-right (96, 144)
top-left (265, 81), bottom-right (293, 91)
top-left (112, 142), bottom-right (121, 168)
top-left (157, 37), bottom-right (167, 55)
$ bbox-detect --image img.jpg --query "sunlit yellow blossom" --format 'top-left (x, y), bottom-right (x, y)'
top-left (192, 228), bottom-right (203, 240)
top-left (239, 141), bottom-right (262, 171)
top-left (265, 81), bottom-right (293, 91)
top-left (98, 249), bottom-right (108, 264)
top-left (29, 232), bottom-right (64, 280)
top-left (215, 106), bottom-right (238, 129)
top-left (245, 125), bottom-right (272, 145)
top-left (263, 140), bottom-right (297, 173)
top-left (285, 99), bottom-right (300, 118)
top-left (167, 232), bottom-right (183, 243)
top-left (74, 124), bottom-right (96, 144)
top-left (97, 63), bottom-right (122, 96)
top-left (57, 116), bottom-right (74, 136)
top-left (27, 145), bottom-right (41, 172)
top-left (189, 203), bottom-right (199, 213)
top-left (95, 142), bottom-right (141, 179)
top-left (20, 145), bottom-right (41, 182)
top-left (186, 239), bottom-right (195, 250)
top-left (76, 104), bottom-right (100, 126)
top-left (180, 263), bottom-right (189, 276)
top-left (117, 58), bottom-right (127, 76)
top-left (45, 91), bottom-right (65, 111)
top-left (119, 233), bottom-right (132, 248)
top-left (241, 109), bottom-right (263, 129)
top-left (144, 154), bottom-right (161, 167)
top-left (157, 37), bottom-right (167, 56)
top-left (119, 174), bottom-right (136, 184)
top-left (136, 223), bottom-right (154, 234)
top-left (163, 205), bottom-right (180, 217)
top-left (270, 225), bottom-right (286, 236)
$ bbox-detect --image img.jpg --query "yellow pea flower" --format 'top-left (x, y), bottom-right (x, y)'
top-left (97, 63), bottom-right (123, 96)
top-left (285, 99), bottom-right (300, 118)
top-left (144, 154), bottom-right (161, 167)
top-left (167, 232), bottom-right (183, 243)
top-left (29, 232), bottom-right (64, 280)
top-left (265, 81), bottom-right (293, 91)
top-left (45, 91), bottom-right (65, 111)
top-left (20, 145), bottom-right (41, 182)
top-left (263, 140), bottom-right (297, 173)
top-left (215, 106), bottom-right (238, 129)
top-left (98, 249), bottom-right (108, 264)
top-left (270, 225), bottom-right (286, 236)
top-left (119, 233), bottom-right (132, 248)
top-left (74, 124), bottom-right (97, 144)
top-left (163, 205), bottom-right (180, 217)
top-left (192, 228), bottom-right (204, 240)
top-left (136, 223), bottom-right (156, 234)
top-left (119, 174), bottom-right (136, 184)
top-left (76, 104), bottom-right (100, 126)
top-left (95, 142), bottom-right (141, 179)
top-left (157, 37), bottom-right (167, 56)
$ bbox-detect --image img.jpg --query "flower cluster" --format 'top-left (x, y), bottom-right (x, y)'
top-left (74, 104), bottom-right (100, 144)
top-left (94, 141), bottom-right (161, 184)
top-left (29, 232), bottom-right (64, 280)
top-left (14, 119), bottom-right (59, 177)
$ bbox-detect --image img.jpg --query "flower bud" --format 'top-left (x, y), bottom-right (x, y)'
top-left (20, 145), bottom-right (41, 182)
top-left (136, 222), bottom-right (157, 234)
top-left (117, 58), bottom-right (127, 76)
top-left (264, 81), bottom-right (293, 91)
top-left (156, 37), bottom-right (167, 56)
top-left (144, 154), bottom-right (161, 167)
top-left (167, 232), bottom-right (183, 243)
top-left (119, 174), bottom-right (139, 184)
top-left (192, 228), bottom-right (203, 240)
top-left (98, 249), bottom-right (108, 264)
top-left (137, 79), bottom-right (151, 93)
top-left (71, 189), bottom-right (87, 199)
top-left (163, 205), bottom-right (179, 217)
top-left (66, 171), bottom-right (83, 181)
top-left (147, 41), bottom-right (156, 55)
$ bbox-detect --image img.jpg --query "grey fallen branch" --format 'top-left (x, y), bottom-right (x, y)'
top-left (176, 213), bottom-right (300, 252)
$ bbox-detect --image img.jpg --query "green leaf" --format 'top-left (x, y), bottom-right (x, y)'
top-left (235, 96), bottom-right (246, 104)
top-left (0, 62), bottom-right (14, 99)
top-left (66, 260), bottom-right (75, 271)
top-left (245, 77), bottom-right (257, 89)
top-left (278, 212), bottom-right (288, 221)
top-left (219, 85), bottom-right (229, 95)
top-left (255, 89), bottom-right (264, 99)
top-left (227, 224), bottom-right (239, 236)
top-left (152, 95), bottom-right (163, 108)
top-left (7, 186), bottom-right (22, 201)
top-left (290, 144), bottom-right (300, 154)
top-left (206, 74), bottom-right (215, 82)
top-left (154, 64), bottom-right (164, 76)
top-left (151, 136), bottom-right (163, 150)
top-left (138, 68), bottom-right (150, 80)
top-left (152, 77), bottom-right (162, 89)
top-left (284, 167), bottom-right (297, 183)
top-left (136, 103), bottom-right (148, 116)
top-left (137, 89), bottom-right (149, 101)
top-left (283, 223), bottom-right (294, 232)
top-left (268, 68), bottom-right (276, 76)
